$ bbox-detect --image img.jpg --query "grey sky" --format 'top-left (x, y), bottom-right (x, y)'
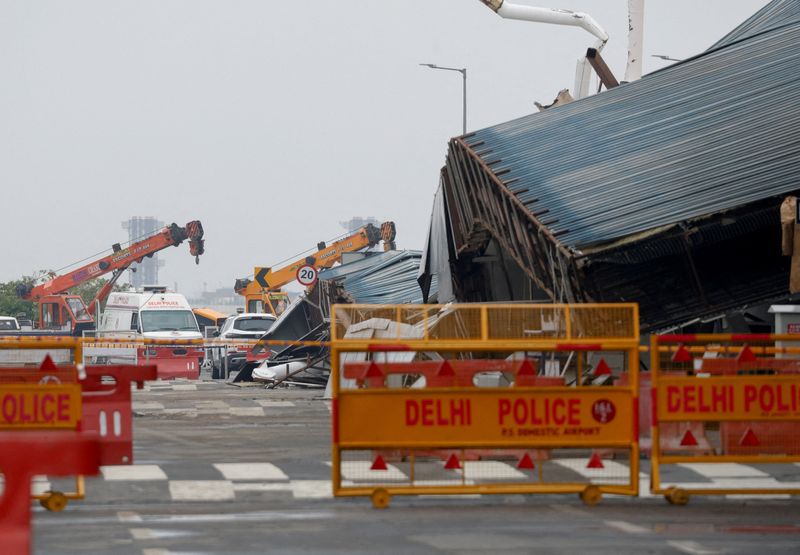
top-left (0, 0), bottom-right (769, 297)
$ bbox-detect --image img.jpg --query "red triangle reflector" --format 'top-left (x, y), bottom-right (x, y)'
top-left (680, 429), bottom-right (698, 446)
top-left (516, 359), bottom-right (536, 376)
top-left (586, 452), bottom-right (604, 469)
top-left (363, 362), bottom-right (383, 378)
top-left (444, 453), bottom-right (461, 470)
top-left (593, 358), bottom-right (612, 376)
top-left (739, 428), bottom-right (760, 447)
top-left (436, 360), bottom-right (455, 377)
top-left (672, 344), bottom-right (693, 363)
top-left (737, 344), bottom-right (757, 363)
top-left (39, 354), bottom-right (57, 371)
top-left (517, 453), bottom-right (536, 470)
top-left (370, 455), bottom-right (388, 470)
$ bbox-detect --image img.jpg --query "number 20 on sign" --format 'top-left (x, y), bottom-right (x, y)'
top-left (296, 264), bottom-right (318, 287)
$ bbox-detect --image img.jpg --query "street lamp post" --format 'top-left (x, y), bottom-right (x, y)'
top-left (420, 63), bottom-right (467, 135)
top-left (652, 54), bottom-right (682, 62)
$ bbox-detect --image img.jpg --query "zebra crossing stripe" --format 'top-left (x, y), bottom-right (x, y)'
top-left (678, 463), bottom-right (769, 478)
top-left (169, 480), bottom-right (235, 501)
top-left (102, 465), bottom-right (168, 481)
top-left (214, 463), bottom-right (289, 481)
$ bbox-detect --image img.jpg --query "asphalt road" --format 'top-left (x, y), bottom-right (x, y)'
top-left (32, 380), bottom-right (800, 554)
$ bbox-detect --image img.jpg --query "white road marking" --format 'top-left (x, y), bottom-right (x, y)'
top-left (232, 483), bottom-right (293, 492)
top-left (606, 473), bottom-right (656, 499)
top-left (605, 520), bottom-right (650, 534)
top-left (130, 528), bottom-right (154, 540)
top-left (290, 480), bottom-right (332, 499)
top-left (675, 464), bottom-right (798, 497)
top-left (148, 383), bottom-right (173, 391)
top-left (130, 528), bottom-right (194, 540)
top-left (171, 384), bottom-right (197, 391)
top-left (333, 461), bottom-right (408, 481)
top-left (213, 463), bottom-right (289, 481)
top-left (255, 400), bottom-right (296, 407)
top-left (169, 480), bottom-right (235, 501)
top-left (117, 511), bottom-right (143, 522)
top-left (194, 400), bottom-right (228, 409)
top-left (462, 461), bottom-right (526, 480)
top-left (667, 540), bottom-right (721, 555)
top-left (31, 476), bottom-right (51, 495)
top-left (141, 549), bottom-right (169, 555)
top-left (228, 407), bottom-right (264, 417)
top-left (133, 401), bottom-right (165, 411)
top-left (678, 463), bottom-right (769, 478)
top-left (638, 473), bottom-right (655, 498)
top-left (409, 479), bottom-right (478, 487)
top-left (102, 465), bottom-right (168, 481)
top-left (551, 458), bottom-right (631, 483)
top-left (196, 409), bottom-right (230, 415)
top-left (162, 408), bottom-right (198, 417)
top-left (706, 478), bottom-right (791, 488)
top-left (725, 493), bottom-right (791, 500)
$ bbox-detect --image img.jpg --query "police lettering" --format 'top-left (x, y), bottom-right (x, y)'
top-left (497, 397), bottom-right (580, 426)
top-left (0, 392), bottom-right (72, 425)
top-left (405, 398), bottom-right (472, 426)
top-left (666, 384), bottom-right (734, 413)
top-left (743, 384), bottom-right (800, 413)
top-left (665, 383), bottom-right (800, 415)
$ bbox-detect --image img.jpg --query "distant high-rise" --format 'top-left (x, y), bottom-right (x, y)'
top-left (339, 216), bottom-right (380, 232)
top-left (121, 217), bottom-right (164, 289)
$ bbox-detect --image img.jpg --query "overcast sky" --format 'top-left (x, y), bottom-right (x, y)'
top-left (0, 0), bottom-right (770, 297)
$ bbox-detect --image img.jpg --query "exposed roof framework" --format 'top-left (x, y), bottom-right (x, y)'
top-left (430, 0), bottom-right (800, 330)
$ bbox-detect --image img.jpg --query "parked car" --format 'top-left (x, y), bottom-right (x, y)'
top-left (0, 316), bottom-right (20, 331)
top-left (211, 313), bottom-right (277, 378)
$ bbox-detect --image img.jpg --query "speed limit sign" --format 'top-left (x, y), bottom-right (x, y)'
top-left (296, 264), bottom-right (319, 287)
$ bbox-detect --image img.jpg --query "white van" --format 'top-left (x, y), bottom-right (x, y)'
top-left (100, 289), bottom-right (202, 340)
top-left (91, 287), bottom-right (203, 379)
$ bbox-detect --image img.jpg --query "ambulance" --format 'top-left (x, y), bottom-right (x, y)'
top-left (89, 286), bottom-right (203, 379)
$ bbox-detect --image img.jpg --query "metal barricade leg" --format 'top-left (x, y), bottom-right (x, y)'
top-left (0, 432), bottom-right (101, 554)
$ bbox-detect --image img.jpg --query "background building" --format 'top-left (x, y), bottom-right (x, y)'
top-left (121, 216), bottom-right (164, 289)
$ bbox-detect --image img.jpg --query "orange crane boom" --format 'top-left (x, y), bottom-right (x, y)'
top-left (18, 221), bottom-right (204, 334)
top-left (234, 222), bottom-right (395, 315)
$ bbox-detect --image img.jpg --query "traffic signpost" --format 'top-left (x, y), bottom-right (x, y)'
top-left (296, 264), bottom-right (319, 287)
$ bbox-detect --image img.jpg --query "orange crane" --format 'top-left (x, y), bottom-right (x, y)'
top-left (234, 222), bottom-right (396, 315)
top-left (18, 221), bottom-right (204, 335)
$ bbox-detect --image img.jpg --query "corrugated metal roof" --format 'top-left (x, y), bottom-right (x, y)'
top-left (466, 2), bottom-right (800, 250)
top-left (318, 250), bottom-right (430, 304)
top-left (710, 0), bottom-right (800, 49)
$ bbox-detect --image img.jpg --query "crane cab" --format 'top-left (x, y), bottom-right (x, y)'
top-left (37, 294), bottom-right (94, 335)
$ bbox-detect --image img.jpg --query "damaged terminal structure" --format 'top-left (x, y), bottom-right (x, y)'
top-left (420, 0), bottom-right (800, 332)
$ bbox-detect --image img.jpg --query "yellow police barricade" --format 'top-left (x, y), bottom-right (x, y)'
top-left (0, 335), bottom-right (83, 367)
top-left (650, 333), bottom-right (800, 504)
top-left (331, 303), bottom-right (640, 508)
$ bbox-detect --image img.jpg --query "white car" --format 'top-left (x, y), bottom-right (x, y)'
top-left (0, 316), bottom-right (20, 332)
top-left (212, 313), bottom-right (277, 378)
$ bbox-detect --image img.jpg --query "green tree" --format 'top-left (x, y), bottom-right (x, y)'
top-left (0, 276), bottom-right (37, 320)
top-left (0, 271), bottom-right (128, 321)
